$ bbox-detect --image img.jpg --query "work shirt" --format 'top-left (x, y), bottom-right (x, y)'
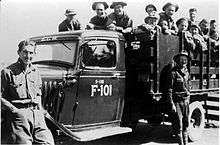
top-left (158, 12), bottom-right (178, 33)
top-left (89, 15), bottom-right (113, 30)
top-left (165, 66), bottom-right (190, 104)
top-left (108, 12), bottom-right (133, 29)
top-left (58, 19), bottom-right (81, 32)
top-left (1, 59), bottom-right (42, 102)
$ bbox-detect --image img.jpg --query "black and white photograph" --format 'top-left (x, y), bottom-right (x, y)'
top-left (0, 0), bottom-right (219, 144)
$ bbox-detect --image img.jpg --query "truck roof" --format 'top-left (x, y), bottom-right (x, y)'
top-left (30, 30), bottom-right (125, 42)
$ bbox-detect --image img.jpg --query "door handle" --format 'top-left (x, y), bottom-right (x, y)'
top-left (112, 73), bottom-right (120, 78)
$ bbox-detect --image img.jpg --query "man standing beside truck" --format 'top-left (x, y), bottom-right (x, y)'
top-left (1, 40), bottom-right (54, 144)
top-left (164, 51), bottom-right (191, 145)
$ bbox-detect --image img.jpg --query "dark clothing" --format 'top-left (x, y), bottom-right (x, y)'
top-left (1, 59), bottom-right (54, 145)
top-left (58, 19), bottom-right (81, 32)
top-left (158, 12), bottom-right (178, 33)
top-left (177, 31), bottom-right (195, 57)
top-left (89, 15), bottom-right (113, 30)
top-left (164, 65), bottom-right (190, 145)
top-left (108, 12), bottom-right (133, 30)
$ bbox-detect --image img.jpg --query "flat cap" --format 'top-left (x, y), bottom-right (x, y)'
top-left (145, 4), bottom-right (157, 12)
top-left (176, 17), bottom-right (188, 26)
top-left (65, 9), bottom-right (76, 16)
top-left (92, 2), bottom-right (109, 10)
top-left (110, 2), bottom-right (127, 9)
top-left (162, 2), bottom-right (179, 12)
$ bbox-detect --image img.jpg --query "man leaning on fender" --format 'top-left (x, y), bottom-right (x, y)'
top-left (1, 40), bottom-right (54, 144)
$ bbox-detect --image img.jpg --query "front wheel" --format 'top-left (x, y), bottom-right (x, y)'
top-left (188, 101), bottom-right (205, 142)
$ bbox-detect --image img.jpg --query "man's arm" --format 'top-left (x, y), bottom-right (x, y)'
top-left (1, 69), bottom-right (18, 112)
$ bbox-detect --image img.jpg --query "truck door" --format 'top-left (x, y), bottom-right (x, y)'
top-left (73, 38), bottom-right (126, 126)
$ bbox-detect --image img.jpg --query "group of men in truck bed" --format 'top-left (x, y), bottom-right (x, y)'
top-left (58, 1), bottom-right (218, 62)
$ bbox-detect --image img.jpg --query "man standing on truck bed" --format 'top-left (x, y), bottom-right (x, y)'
top-left (165, 51), bottom-right (191, 145)
top-left (87, 2), bottom-right (115, 30)
top-left (58, 9), bottom-right (81, 32)
top-left (1, 40), bottom-right (54, 144)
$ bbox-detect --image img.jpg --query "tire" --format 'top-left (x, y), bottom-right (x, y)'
top-left (188, 101), bottom-right (205, 142)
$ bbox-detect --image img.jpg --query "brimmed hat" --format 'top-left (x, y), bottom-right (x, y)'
top-left (173, 50), bottom-right (191, 62)
top-left (110, 2), bottom-right (127, 9)
top-left (65, 9), bottom-right (76, 16)
top-left (145, 4), bottom-right (157, 12)
top-left (162, 2), bottom-right (179, 12)
top-left (92, 2), bottom-right (109, 10)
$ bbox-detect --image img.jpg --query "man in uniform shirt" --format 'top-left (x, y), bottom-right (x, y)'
top-left (1, 40), bottom-right (54, 144)
top-left (87, 2), bottom-right (115, 30)
top-left (58, 9), bottom-right (81, 32)
top-left (108, 2), bottom-right (133, 33)
top-left (164, 51), bottom-right (191, 145)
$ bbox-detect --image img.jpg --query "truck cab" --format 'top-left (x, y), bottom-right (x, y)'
top-left (31, 30), bottom-right (131, 141)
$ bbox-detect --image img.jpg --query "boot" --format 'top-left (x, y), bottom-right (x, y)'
top-left (183, 131), bottom-right (188, 145)
top-left (177, 133), bottom-right (184, 145)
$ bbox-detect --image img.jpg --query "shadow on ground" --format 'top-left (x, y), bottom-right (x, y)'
top-left (56, 123), bottom-right (178, 145)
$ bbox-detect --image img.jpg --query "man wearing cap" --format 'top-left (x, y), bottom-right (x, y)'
top-left (58, 9), bottom-right (81, 32)
top-left (145, 4), bottom-right (157, 16)
top-left (189, 24), bottom-right (207, 54)
top-left (87, 2), bottom-right (115, 30)
top-left (164, 51), bottom-right (191, 145)
top-left (199, 19), bottom-right (210, 38)
top-left (108, 2), bottom-right (133, 33)
top-left (1, 40), bottom-right (54, 144)
top-left (158, 2), bottom-right (179, 35)
top-left (188, 8), bottom-right (199, 30)
top-left (176, 18), bottom-right (195, 56)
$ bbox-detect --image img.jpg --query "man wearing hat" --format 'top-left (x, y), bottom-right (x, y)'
top-left (189, 24), bottom-right (207, 53)
top-left (176, 17), bottom-right (195, 56)
top-left (158, 2), bottom-right (179, 35)
top-left (58, 9), bottom-right (81, 32)
top-left (87, 2), bottom-right (115, 30)
top-left (164, 51), bottom-right (191, 145)
top-left (108, 2), bottom-right (133, 33)
top-left (1, 40), bottom-right (54, 144)
top-left (145, 4), bottom-right (157, 16)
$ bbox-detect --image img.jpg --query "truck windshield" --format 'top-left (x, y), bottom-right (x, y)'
top-left (34, 41), bottom-right (77, 64)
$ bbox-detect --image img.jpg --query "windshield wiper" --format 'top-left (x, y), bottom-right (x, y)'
top-left (58, 41), bottom-right (71, 50)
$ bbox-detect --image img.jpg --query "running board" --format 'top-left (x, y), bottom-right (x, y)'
top-left (71, 126), bottom-right (132, 142)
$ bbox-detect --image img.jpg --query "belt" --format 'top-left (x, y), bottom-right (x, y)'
top-left (173, 92), bottom-right (189, 102)
top-left (13, 103), bottom-right (39, 110)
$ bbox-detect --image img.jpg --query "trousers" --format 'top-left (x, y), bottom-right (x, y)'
top-left (169, 99), bottom-right (190, 145)
top-left (6, 108), bottom-right (54, 145)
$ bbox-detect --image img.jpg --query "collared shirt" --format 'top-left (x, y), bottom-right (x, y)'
top-left (108, 12), bottom-right (133, 29)
top-left (163, 65), bottom-right (191, 103)
top-left (58, 19), bottom-right (81, 32)
top-left (158, 12), bottom-right (178, 32)
top-left (89, 15), bottom-right (113, 30)
top-left (1, 59), bottom-right (42, 102)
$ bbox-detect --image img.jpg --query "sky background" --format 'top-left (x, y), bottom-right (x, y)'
top-left (0, 0), bottom-right (219, 64)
